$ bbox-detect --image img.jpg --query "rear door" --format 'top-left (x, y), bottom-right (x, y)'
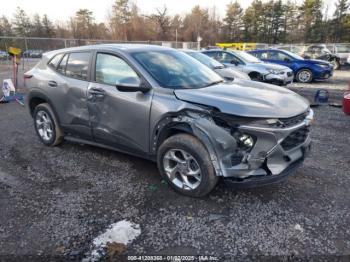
top-left (45, 51), bottom-right (93, 139)
top-left (87, 51), bottom-right (153, 155)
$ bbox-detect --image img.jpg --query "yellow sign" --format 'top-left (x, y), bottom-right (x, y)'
top-left (216, 43), bottom-right (258, 51)
top-left (8, 47), bottom-right (22, 55)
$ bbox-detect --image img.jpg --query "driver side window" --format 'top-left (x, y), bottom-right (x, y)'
top-left (269, 51), bottom-right (290, 61)
top-left (95, 53), bottom-right (139, 86)
top-left (218, 52), bottom-right (239, 64)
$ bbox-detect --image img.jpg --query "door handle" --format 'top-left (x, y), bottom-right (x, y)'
top-left (88, 87), bottom-right (105, 98)
top-left (48, 81), bottom-right (57, 87)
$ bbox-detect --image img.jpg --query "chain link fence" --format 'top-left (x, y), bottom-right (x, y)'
top-left (0, 36), bottom-right (199, 52)
top-left (0, 36), bottom-right (200, 71)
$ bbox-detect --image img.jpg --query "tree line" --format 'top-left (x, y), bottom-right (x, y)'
top-left (0, 0), bottom-right (349, 45)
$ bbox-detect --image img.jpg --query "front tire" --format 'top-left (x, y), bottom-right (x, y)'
top-left (296, 69), bottom-right (313, 83)
top-left (157, 134), bottom-right (218, 197)
top-left (33, 103), bottom-right (63, 146)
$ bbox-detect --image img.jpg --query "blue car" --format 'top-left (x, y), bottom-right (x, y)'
top-left (249, 49), bottom-right (333, 83)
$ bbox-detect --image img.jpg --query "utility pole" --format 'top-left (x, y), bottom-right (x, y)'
top-left (175, 28), bottom-right (178, 48)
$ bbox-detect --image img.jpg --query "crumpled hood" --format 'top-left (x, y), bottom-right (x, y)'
top-left (174, 81), bottom-right (309, 118)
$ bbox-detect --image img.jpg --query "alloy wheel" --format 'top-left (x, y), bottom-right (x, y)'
top-left (163, 149), bottom-right (202, 190)
top-left (35, 110), bottom-right (53, 141)
top-left (298, 70), bottom-right (312, 82)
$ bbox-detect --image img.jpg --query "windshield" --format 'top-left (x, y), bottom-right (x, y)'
top-left (186, 51), bottom-right (224, 69)
top-left (132, 50), bottom-right (223, 89)
top-left (283, 50), bottom-right (304, 60)
top-left (233, 50), bottom-right (261, 63)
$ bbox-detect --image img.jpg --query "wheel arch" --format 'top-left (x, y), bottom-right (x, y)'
top-left (248, 71), bottom-right (262, 78)
top-left (154, 122), bottom-right (194, 154)
top-left (28, 91), bottom-right (60, 123)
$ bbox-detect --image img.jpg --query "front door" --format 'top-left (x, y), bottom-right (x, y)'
top-left (87, 52), bottom-right (153, 155)
top-left (217, 51), bottom-right (245, 72)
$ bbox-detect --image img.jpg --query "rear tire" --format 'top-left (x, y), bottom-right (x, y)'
top-left (157, 134), bottom-right (218, 197)
top-left (33, 103), bottom-right (63, 146)
top-left (296, 69), bottom-right (313, 83)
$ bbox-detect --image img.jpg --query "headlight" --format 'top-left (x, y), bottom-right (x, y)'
top-left (269, 69), bottom-right (281, 74)
top-left (232, 131), bottom-right (256, 151)
top-left (238, 134), bottom-right (254, 149)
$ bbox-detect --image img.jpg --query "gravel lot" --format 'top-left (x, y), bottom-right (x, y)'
top-left (0, 64), bottom-right (350, 261)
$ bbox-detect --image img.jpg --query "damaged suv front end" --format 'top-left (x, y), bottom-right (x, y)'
top-left (172, 81), bottom-right (313, 186)
top-left (210, 110), bottom-right (313, 185)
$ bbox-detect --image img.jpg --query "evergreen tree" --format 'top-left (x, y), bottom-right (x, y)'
top-left (333, 0), bottom-right (350, 41)
top-left (32, 14), bottom-right (44, 37)
top-left (12, 7), bottom-right (32, 37)
top-left (42, 15), bottom-right (55, 38)
top-left (110, 0), bottom-right (131, 40)
top-left (0, 16), bottom-right (13, 36)
top-left (300, 0), bottom-right (324, 42)
top-left (223, 1), bottom-right (244, 42)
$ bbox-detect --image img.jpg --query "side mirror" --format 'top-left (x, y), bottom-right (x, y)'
top-left (284, 57), bottom-right (291, 62)
top-left (116, 77), bottom-right (150, 93)
top-left (230, 60), bottom-right (238, 66)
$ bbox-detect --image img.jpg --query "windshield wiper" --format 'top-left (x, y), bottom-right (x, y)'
top-left (203, 80), bottom-right (224, 87)
top-left (213, 65), bottom-right (225, 69)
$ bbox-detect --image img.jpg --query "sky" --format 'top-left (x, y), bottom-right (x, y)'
top-left (0, 0), bottom-right (338, 23)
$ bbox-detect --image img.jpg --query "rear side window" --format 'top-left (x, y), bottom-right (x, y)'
top-left (57, 54), bottom-right (68, 74)
top-left (65, 52), bottom-right (90, 80)
top-left (48, 53), bottom-right (64, 69)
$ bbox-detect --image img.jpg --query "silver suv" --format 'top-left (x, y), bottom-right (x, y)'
top-left (26, 44), bottom-right (312, 197)
top-left (202, 49), bottom-right (294, 86)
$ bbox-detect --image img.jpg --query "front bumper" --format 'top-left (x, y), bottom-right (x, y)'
top-left (264, 70), bottom-right (294, 85)
top-left (212, 110), bottom-right (313, 186)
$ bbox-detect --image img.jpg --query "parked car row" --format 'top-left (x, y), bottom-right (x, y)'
top-left (202, 49), bottom-right (294, 85)
top-left (272, 44), bottom-right (349, 70)
top-left (197, 48), bottom-right (333, 84)
top-left (0, 50), bottom-right (10, 60)
top-left (22, 49), bottom-right (44, 58)
top-left (249, 49), bottom-right (334, 83)
top-left (25, 44), bottom-right (313, 196)
top-left (0, 49), bottom-right (45, 60)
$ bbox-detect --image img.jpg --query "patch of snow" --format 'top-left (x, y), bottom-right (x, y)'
top-left (85, 220), bottom-right (141, 261)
